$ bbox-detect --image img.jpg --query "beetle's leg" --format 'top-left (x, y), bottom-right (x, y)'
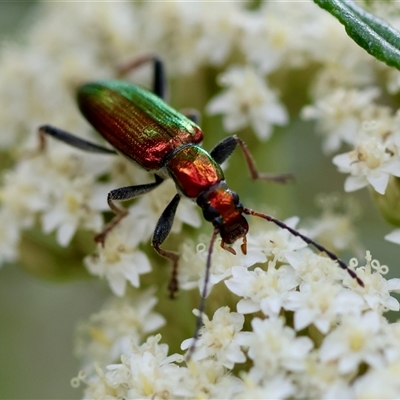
top-left (39, 125), bottom-right (117, 154)
top-left (210, 135), bottom-right (237, 164)
top-left (95, 175), bottom-right (164, 245)
top-left (116, 54), bottom-right (166, 100)
top-left (151, 193), bottom-right (181, 299)
top-left (180, 108), bottom-right (201, 125)
top-left (210, 135), bottom-right (293, 184)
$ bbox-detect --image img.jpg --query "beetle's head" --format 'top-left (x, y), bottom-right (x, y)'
top-left (197, 182), bottom-right (249, 254)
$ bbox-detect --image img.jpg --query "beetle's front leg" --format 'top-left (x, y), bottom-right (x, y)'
top-left (210, 135), bottom-right (293, 184)
top-left (95, 175), bottom-right (164, 245)
top-left (151, 194), bottom-right (181, 299)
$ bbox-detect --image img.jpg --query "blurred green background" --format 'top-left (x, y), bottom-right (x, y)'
top-left (0, 2), bottom-right (399, 399)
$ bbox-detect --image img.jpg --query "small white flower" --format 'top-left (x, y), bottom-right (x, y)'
top-left (239, 8), bottom-right (292, 73)
top-left (285, 249), bottom-right (344, 285)
top-left (0, 158), bottom-right (50, 227)
top-left (184, 358), bottom-right (243, 399)
top-left (241, 317), bottom-right (313, 380)
top-left (207, 66), bottom-right (288, 141)
top-left (193, 2), bottom-right (243, 66)
top-left (0, 145), bottom-right (112, 249)
top-left (301, 88), bottom-right (382, 154)
top-left (139, 2), bottom-right (206, 75)
top-left (84, 335), bottom-right (188, 400)
top-left (75, 288), bottom-right (165, 370)
top-left (344, 251), bottom-right (400, 313)
top-left (306, 208), bottom-right (361, 255)
top-left (225, 263), bottom-right (298, 317)
top-left (353, 361), bottom-right (400, 399)
top-left (292, 352), bottom-right (351, 399)
top-left (285, 281), bottom-right (364, 333)
top-left (178, 233), bottom-right (265, 295)
top-left (41, 176), bottom-right (107, 246)
top-left (240, 1), bottom-right (333, 72)
top-left (85, 214), bottom-right (152, 296)
top-left (181, 307), bottom-right (248, 369)
top-left (319, 311), bottom-right (385, 374)
top-left (333, 136), bottom-right (400, 194)
top-left (249, 216), bottom-right (308, 263)
top-left (235, 373), bottom-right (295, 400)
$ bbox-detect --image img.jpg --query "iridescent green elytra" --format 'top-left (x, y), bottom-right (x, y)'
top-left (77, 80), bottom-right (204, 171)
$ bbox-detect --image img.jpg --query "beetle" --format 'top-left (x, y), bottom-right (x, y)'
top-left (39, 54), bottom-right (363, 357)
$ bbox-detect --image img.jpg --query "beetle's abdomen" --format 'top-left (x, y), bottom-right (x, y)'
top-left (77, 81), bottom-right (203, 170)
top-left (166, 146), bottom-right (224, 198)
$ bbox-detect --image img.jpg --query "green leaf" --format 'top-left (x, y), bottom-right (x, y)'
top-left (313, 0), bottom-right (400, 70)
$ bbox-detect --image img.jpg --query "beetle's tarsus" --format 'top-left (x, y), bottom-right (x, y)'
top-left (154, 245), bottom-right (180, 298)
top-left (94, 206), bottom-right (129, 247)
top-left (94, 232), bottom-right (106, 247)
top-left (168, 274), bottom-right (179, 299)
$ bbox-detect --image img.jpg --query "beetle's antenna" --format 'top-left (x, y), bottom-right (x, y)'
top-left (186, 227), bottom-right (219, 363)
top-left (243, 208), bottom-right (364, 287)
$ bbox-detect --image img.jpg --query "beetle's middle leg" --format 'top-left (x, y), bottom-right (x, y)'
top-left (95, 175), bottom-right (164, 245)
top-left (210, 135), bottom-right (293, 184)
top-left (151, 193), bottom-right (181, 299)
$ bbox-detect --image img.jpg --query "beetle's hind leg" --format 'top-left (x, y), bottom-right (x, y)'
top-left (38, 125), bottom-right (117, 154)
top-left (210, 135), bottom-right (293, 184)
top-left (95, 175), bottom-right (164, 245)
top-left (151, 194), bottom-right (181, 299)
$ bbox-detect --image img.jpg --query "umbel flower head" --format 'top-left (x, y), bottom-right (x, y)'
top-left (1, 1), bottom-right (400, 399)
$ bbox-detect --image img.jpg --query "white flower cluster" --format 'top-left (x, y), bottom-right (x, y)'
top-left (0, 1), bottom-right (400, 398)
top-left (74, 288), bottom-right (165, 373)
top-left (79, 232), bottom-right (400, 399)
top-left (296, 3), bottom-right (400, 205)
